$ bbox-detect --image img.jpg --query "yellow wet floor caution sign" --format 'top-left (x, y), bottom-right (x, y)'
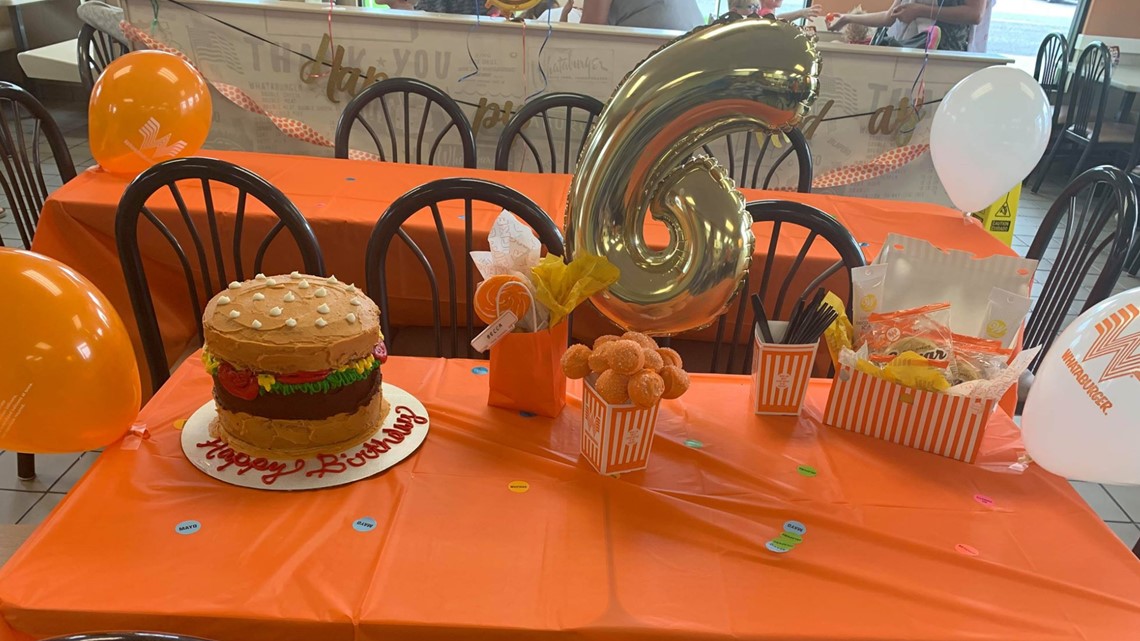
top-left (970, 184), bottom-right (1019, 246)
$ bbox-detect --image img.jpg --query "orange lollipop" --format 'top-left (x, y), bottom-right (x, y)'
top-left (474, 274), bottom-right (533, 324)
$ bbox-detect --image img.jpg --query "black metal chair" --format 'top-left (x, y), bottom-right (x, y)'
top-left (696, 127), bottom-right (813, 193)
top-left (78, 23), bottom-right (129, 93)
top-left (494, 92), bottom-right (604, 173)
top-left (1032, 43), bottom-right (1115, 193)
top-left (1024, 165), bottom-right (1137, 370)
top-left (334, 78), bottom-right (477, 168)
top-left (0, 82), bottom-right (77, 482)
top-left (676, 200), bottom-right (865, 374)
top-left (115, 157), bottom-right (326, 394)
top-left (0, 82), bottom-right (76, 250)
top-left (44, 629), bottom-right (218, 634)
top-left (1034, 32), bottom-right (1069, 135)
top-left (364, 178), bottom-right (563, 358)
top-left (1128, 170), bottom-right (1140, 275)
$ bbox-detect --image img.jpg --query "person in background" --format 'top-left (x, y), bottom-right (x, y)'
top-left (828, 0), bottom-right (982, 52)
top-left (581, 0), bottom-right (703, 31)
top-left (414, 0), bottom-right (491, 14)
top-left (534, 0), bottom-right (583, 21)
top-left (732, 0), bottom-right (823, 21)
top-left (967, 0), bottom-right (995, 53)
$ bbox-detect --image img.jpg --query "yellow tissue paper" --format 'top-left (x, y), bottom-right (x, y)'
top-left (822, 291), bottom-right (853, 371)
top-left (855, 351), bottom-right (951, 393)
top-left (531, 254), bottom-right (619, 327)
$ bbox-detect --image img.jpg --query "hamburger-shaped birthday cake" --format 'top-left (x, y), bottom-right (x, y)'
top-left (201, 272), bottom-right (388, 459)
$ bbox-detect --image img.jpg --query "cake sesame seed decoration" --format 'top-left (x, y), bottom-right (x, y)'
top-left (290, 271), bottom-right (302, 279)
top-left (315, 287), bottom-right (328, 298)
top-left (228, 310), bottom-right (240, 319)
top-left (351, 298), bottom-right (362, 306)
top-left (283, 291), bottom-right (296, 303)
top-left (252, 320), bottom-right (262, 329)
top-left (285, 318), bottom-right (297, 327)
top-left (253, 293), bottom-right (265, 301)
top-left (315, 318), bottom-right (328, 328)
top-left (269, 307), bottom-right (282, 317)
top-left (317, 304), bottom-right (330, 314)
top-left (298, 279), bottom-right (310, 289)
top-left (266, 278), bottom-right (278, 286)
top-left (228, 281), bottom-right (241, 290)
top-left (328, 275), bottom-right (339, 284)
top-left (256, 273), bottom-right (267, 281)
top-left (347, 313), bottom-right (357, 324)
top-left (218, 296), bottom-right (231, 305)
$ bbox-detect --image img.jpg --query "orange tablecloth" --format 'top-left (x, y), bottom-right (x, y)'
top-left (1, 357), bottom-right (1138, 640)
top-left (30, 151), bottom-right (1014, 390)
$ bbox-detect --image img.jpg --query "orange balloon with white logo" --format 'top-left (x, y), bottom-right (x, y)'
top-left (1022, 287), bottom-right (1140, 484)
top-left (89, 50), bottom-right (213, 178)
top-left (0, 250), bottom-right (140, 452)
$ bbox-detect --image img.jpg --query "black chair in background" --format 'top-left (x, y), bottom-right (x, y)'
top-left (1034, 32), bottom-right (1070, 135)
top-left (494, 92), bottom-right (604, 173)
top-left (1032, 43), bottom-right (1120, 192)
top-left (673, 200), bottom-right (865, 374)
top-left (0, 81), bottom-right (76, 250)
top-left (115, 157), bottom-right (326, 394)
top-left (0, 82), bottom-right (77, 481)
top-left (77, 23), bottom-right (128, 93)
top-left (1024, 165), bottom-right (1137, 369)
top-left (1127, 170), bottom-right (1140, 275)
top-left (364, 178), bottom-right (563, 359)
top-left (334, 78), bottom-right (477, 168)
top-left (696, 127), bottom-right (814, 193)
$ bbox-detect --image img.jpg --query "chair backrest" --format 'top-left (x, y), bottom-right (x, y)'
top-left (1065, 42), bottom-right (1112, 141)
top-left (0, 82), bottom-right (76, 249)
top-left (704, 200), bottom-right (866, 374)
top-left (494, 92), bottom-right (605, 174)
top-left (334, 78), bottom-right (477, 168)
top-left (365, 178), bottom-right (564, 358)
top-left (1034, 32), bottom-right (1069, 129)
top-left (78, 23), bottom-right (129, 94)
top-left (115, 157), bottom-right (326, 393)
top-left (1024, 165), bottom-right (1137, 370)
top-left (697, 127), bottom-right (813, 193)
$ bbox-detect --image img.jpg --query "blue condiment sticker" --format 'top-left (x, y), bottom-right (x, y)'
top-left (353, 517), bottom-right (377, 532)
top-left (175, 520), bottom-right (201, 536)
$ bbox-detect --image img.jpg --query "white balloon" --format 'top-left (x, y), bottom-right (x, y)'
top-left (1022, 287), bottom-right (1140, 485)
top-left (930, 66), bottom-right (1051, 213)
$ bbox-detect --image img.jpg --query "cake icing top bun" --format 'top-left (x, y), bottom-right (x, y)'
top-left (203, 272), bottom-right (381, 374)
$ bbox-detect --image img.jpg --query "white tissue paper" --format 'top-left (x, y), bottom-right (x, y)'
top-left (874, 233), bottom-right (1038, 337)
top-left (469, 211), bottom-right (548, 331)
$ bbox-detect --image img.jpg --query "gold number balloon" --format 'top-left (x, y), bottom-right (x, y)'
top-left (566, 17), bottom-right (821, 335)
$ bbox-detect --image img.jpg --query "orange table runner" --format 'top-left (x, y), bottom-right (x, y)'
top-left (30, 151), bottom-right (1014, 390)
top-left (1, 356), bottom-right (1138, 640)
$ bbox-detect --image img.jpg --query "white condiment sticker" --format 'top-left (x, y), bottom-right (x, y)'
top-left (469, 310), bottom-right (519, 353)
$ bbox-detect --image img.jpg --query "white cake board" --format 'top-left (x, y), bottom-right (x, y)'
top-left (180, 383), bottom-right (429, 491)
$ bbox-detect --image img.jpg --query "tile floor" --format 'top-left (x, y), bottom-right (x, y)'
top-left (1, 98), bottom-right (1139, 554)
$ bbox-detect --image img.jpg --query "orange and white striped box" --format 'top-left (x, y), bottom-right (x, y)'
top-left (750, 327), bottom-right (819, 415)
top-left (580, 376), bottom-right (661, 475)
top-left (823, 363), bottom-right (996, 463)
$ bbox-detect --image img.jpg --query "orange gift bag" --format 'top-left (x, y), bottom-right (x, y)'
top-left (488, 321), bottom-right (569, 417)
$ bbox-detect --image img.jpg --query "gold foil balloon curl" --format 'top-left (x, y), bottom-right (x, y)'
top-left (566, 17), bottom-right (821, 335)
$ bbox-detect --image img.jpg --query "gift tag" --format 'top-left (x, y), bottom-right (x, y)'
top-left (470, 310), bottom-right (519, 353)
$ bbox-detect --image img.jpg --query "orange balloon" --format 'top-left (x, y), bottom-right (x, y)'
top-left (0, 250), bottom-right (141, 453)
top-left (89, 50), bottom-right (213, 178)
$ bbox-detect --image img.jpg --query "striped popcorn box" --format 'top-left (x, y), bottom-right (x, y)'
top-left (823, 363), bottom-right (996, 463)
top-left (750, 326), bottom-right (819, 416)
top-left (580, 375), bottom-right (661, 475)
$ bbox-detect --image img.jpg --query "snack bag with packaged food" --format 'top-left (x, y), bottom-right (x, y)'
top-left (862, 303), bottom-right (954, 370)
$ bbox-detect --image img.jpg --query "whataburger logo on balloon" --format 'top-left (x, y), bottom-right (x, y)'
top-left (1060, 303), bottom-right (1140, 415)
top-left (124, 118), bottom-right (188, 163)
